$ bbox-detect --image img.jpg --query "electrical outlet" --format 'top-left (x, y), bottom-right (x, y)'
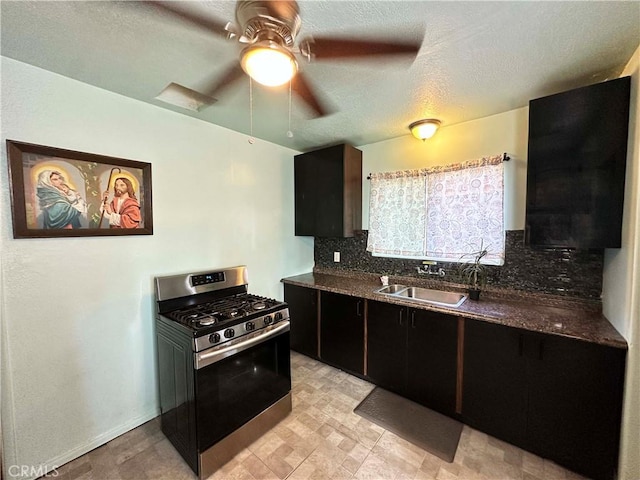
top-left (333, 252), bottom-right (340, 262)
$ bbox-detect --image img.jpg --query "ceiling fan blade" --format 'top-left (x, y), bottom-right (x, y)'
top-left (201, 63), bottom-right (246, 99)
top-left (302, 36), bottom-right (421, 60)
top-left (292, 72), bottom-right (332, 118)
top-left (144, 1), bottom-right (235, 40)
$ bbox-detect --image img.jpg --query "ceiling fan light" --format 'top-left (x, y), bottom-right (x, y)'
top-left (409, 119), bottom-right (441, 140)
top-left (241, 45), bottom-right (297, 87)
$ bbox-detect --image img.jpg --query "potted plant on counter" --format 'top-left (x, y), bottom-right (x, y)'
top-left (459, 242), bottom-right (489, 301)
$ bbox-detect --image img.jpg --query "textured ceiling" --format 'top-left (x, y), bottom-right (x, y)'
top-left (1, 1), bottom-right (639, 151)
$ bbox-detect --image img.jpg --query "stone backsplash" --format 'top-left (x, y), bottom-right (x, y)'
top-left (314, 230), bottom-right (604, 300)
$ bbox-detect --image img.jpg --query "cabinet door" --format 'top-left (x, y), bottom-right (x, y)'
top-left (294, 152), bottom-right (320, 236)
top-left (320, 291), bottom-right (364, 374)
top-left (284, 284), bottom-right (318, 358)
top-left (406, 309), bottom-right (458, 416)
top-left (462, 319), bottom-right (528, 446)
top-left (367, 300), bottom-right (407, 392)
top-left (294, 148), bottom-right (344, 237)
top-left (294, 144), bottom-right (362, 237)
top-left (526, 335), bottom-right (626, 480)
top-left (525, 76), bottom-right (630, 248)
top-left (314, 148), bottom-right (346, 237)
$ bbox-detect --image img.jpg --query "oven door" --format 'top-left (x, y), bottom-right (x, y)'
top-left (194, 322), bottom-right (291, 451)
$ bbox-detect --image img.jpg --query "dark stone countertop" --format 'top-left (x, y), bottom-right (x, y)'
top-left (281, 269), bottom-right (627, 350)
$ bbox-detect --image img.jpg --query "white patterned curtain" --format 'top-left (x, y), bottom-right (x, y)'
top-left (367, 155), bottom-right (505, 265)
top-left (367, 171), bottom-right (427, 258)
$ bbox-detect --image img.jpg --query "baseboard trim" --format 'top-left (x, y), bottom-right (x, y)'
top-left (20, 408), bottom-right (160, 480)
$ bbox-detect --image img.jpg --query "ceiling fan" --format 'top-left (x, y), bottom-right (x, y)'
top-left (145, 0), bottom-right (423, 117)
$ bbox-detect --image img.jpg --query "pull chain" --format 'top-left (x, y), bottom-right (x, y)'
top-left (248, 77), bottom-right (255, 144)
top-left (287, 80), bottom-right (293, 138)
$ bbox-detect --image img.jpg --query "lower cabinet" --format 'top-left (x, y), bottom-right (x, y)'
top-left (461, 319), bottom-right (528, 446)
top-left (367, 300), bottom-right (458, 416)
top-left (406, 308), bottom-right (459, 416)
top-left (283, 284), bottom-right (627, 480)
top-left (526, 333), bottom-right (626, 480)
top-left (366, 300), bottom-right (408, 392)
top-left (320, 291), bottom-right (364, 375)
top-left (284, 284), bottom-right (318, 358)
top-left (462, 318), bottom-right (626, 480)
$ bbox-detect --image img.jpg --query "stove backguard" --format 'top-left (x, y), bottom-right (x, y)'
top-left (155, 265), bottom-right (249, 304)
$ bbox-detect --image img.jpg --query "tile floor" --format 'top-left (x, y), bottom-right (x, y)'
top-left (51, 352), bottom-right (587, 480)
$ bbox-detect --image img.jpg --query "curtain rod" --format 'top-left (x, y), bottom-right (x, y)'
top-left (366, 152), bottom-right (511, 180)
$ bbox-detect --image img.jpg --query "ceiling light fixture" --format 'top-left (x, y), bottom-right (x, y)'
top-left (409, 119), bottom-right (441, 140)
top-left (241, 41), bottom-right (298, 87)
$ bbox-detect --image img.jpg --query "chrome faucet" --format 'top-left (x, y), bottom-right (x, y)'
top-left (416, 265), bottom-right (446, 277)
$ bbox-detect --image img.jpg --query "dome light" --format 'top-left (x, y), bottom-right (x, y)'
top-left (409, 119), bottom-right (441, 140)
top-left (241, 43), bottom-right (297, 87)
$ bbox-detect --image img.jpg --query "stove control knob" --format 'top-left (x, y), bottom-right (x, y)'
top-left (274, 312), bottom-right (283, 321)
top-left (264, 315), bottom-right (273, 326)
top-left (224, 328), bottom-right (235, 339)
top-left (209, 333), bottom-right (221, 344)
top-left (245, 322), bottom-right (255, 331)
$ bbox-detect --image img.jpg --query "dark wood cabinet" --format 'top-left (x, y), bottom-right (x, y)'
top-left (462, 319), bottom-right (626, 480)
top-left (367, 301), bottom-right (458, 416)
top-left (284, 284), bottom-right (318, 359)
top-left (462, 320), bottom-right (528, 446)
top-left (526, 334), bottom-right (626, 480)
top-left (294, 144), bottom-right (362, 237)
top-left (366, 300), bottom-right (408, 392)
top-left (283, 281), bottom-right (627, 480)
top-left (320, 291), bottom-right (364, 374)
top-left (406, 308), bottom-right (458, 416)
top-left (526, 76), bottom-right (630, 248)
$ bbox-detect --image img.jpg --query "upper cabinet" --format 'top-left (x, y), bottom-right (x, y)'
top-left (525, 76), bottom-right (631, 248)
top-left (294, 144), bottom-right (362, 237)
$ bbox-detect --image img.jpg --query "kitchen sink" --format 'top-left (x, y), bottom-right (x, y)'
top-left (375, 284), bottom-right (407, 294)
top-left (375, 285), bottom-right (467, 308)
top-left (395, 287), bottom-right (467, 307)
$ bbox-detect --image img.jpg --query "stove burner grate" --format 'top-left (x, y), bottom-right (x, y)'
top-left (165, 293), bottom-right (282, 329)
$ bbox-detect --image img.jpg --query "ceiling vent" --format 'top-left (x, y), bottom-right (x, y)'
top-left (155, 83), bottom-right (215, 112)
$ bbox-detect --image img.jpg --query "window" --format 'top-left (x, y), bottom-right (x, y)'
top-left (367, 155), bottom-right (505, 265)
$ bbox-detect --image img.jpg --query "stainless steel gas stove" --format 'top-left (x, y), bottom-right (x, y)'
top-left (155, 266), bottom-right (291, 478)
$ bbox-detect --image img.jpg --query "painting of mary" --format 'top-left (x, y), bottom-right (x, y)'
top-left (36, 169), bottom-right (84, 229)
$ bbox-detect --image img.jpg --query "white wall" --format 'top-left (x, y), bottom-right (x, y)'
top-left (603, 45), bottom-right (640, 480)
top-left (360, 107), bottom-right (529, 231)
top-left (0, 57), bottom-right (313, 478)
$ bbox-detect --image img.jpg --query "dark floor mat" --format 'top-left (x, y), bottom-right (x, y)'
top-left (354, 387), bottom-right (463, 462)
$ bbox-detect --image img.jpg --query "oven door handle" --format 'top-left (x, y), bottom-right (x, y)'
top-left (196, 321), bottom-right (290, 369)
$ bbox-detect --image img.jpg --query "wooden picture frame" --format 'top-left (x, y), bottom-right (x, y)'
top-left (6, 140), bottom-right (153, 238)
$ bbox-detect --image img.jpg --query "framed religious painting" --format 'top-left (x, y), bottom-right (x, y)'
top-left (6, 140), bottom-right (153, 238)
